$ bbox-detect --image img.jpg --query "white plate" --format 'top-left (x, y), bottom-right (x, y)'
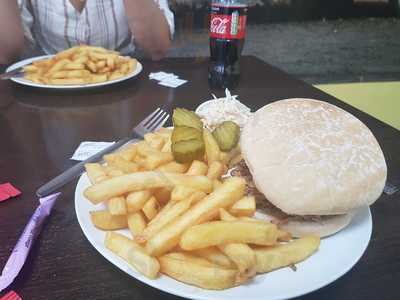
top-left (6, 55), bottom-right (142, 89)
top-left (75, 173), bottom-right (372, 300)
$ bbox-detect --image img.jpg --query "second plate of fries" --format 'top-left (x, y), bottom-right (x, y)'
top-left (74, 126), bottom-right (373, 300)
top-left (6, 45), bottom-right (142, 89)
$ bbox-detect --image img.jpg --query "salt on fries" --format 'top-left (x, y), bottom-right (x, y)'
top-left (23, 45), bottom-right (137, 85)
top-left (83, 127), bottom-right (320, 290)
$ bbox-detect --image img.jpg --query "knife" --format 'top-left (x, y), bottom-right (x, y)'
top-left (36, 107), bottom-right (169, 198)
top-left (36, 137), bottom-right (137, 198)
top-left (0, 67), bottom-right (24, 80)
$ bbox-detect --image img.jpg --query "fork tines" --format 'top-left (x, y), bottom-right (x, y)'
top-left (142, 107), bottom-right (169, 131)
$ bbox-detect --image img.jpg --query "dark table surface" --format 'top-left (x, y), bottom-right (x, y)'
top-left (0, 56), bottom-right (399, 300)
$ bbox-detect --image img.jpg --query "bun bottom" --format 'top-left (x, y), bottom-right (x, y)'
top-left (261, 213), bottom-right (353, 238)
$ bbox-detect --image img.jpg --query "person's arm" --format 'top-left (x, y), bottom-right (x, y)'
top-left (0, 1), bottom-right (24, 64)
top-left (123, 0), bottom-right (172, 60)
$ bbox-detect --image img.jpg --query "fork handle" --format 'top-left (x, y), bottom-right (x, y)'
top-left (36, 137), bottom-right (134, 198)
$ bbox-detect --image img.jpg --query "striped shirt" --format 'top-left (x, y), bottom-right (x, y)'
top-left (17, 0), bottom-right (175, 56)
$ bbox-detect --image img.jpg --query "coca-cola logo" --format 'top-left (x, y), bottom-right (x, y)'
top-left (210, 17), bottom-right (229, 35)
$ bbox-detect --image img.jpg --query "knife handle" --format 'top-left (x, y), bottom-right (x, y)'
top-left (36, 137), bottom-right (132, 198)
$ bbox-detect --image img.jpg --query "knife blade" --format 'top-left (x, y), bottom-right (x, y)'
top-left (0, 67), bottom-right (24, 80)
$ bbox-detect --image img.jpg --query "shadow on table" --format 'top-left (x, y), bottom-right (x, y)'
top-left (12, 77), bottom-right (141, 109)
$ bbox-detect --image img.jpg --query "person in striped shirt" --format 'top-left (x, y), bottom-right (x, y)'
top-left (0, 0), bottom-right (175, 64)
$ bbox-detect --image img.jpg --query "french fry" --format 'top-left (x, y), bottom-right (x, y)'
top-left (156, 127), bottom-right (173, 138)
top-left (159, 252), bottom-right (241, 290)
top-left (96, 60), bottom-right (106, 69)
top-left (109, 71), bottom-right (124, 81)
top-left (191, 247), bottom-right (236, 269)
top-left (90, 210), bottom-right (127, 230)
top-left (105, 232), bottom-right (160, 279)
top-left (148, 138), bottom-right (165, 151)
top-left (85, 163), bottom-right (107, 184)
top-left (119, 62), bottom-right (129, 75)
top-left (51, 69), bottom-right (90, 79)
top-left (118, 143), bottom-right (137, 161)
top-left (203, 128), bottom-right (221, 164)
top-left (63, 62), bottom-right (86, 70)
top-left (180, 220), bottom-right (278, 250)
top-left (103, 153), bottom-right (120, 164)
top-left (85, 60), bottom-right (97, 72)
top-left (89, 74), bottom-right (108, 83)
top-left (23, 65), bottom-right (38, 73)
top-left (127, 58), bottom-right (137, 73)
top-left (142, 196), bottom-right (159, 220)
top-left (188, 190), bottom-right (207, 204)
top-left (72, 55), bottom-right (88, 64)
top-left (229, 196), bottom-right (256, 217)
top-left (138, 153), bottom-right (174, 170)
top-left (32, 58), bottom-right (53, 68)
top-left (55, 46), bottom-right (79, 59)
top-left (105, 155), bottom-right (139, 174)
top-left (206, 161), bottom-right (226, 180)
top-left (103, 165), bottom-right (125, 177)
top-left (217, 209), bottom-right (257, 276)
top-left (126, 190), bottom-right (152, 213)
top-left (136, 143), bottom-right (174, 169)
top-left (145, 177), bottom-right (245, 256)
top-left (213, 179), bottom-right (223, 190)
top-left (24, 74), bottom-right (36, 82)
top-left (48, 78), bottom-right (87, 85)
top-left (254, 235), bottom-right (320, 273)
top-left (218, 243), bottom-right (256, 278)
top-left (144, 132), bottom-right (159, 143)
top-left (238, 217), bottom-right (292, 242)
top-left (277, 230), bottom-right (292, 242)
top-left (152, 187), bottom-right (172, 205)
top-left (45, 59), bottom-right (71, 76)
top-left (90, 51), bottom-right (117, 61)
top-left (107, 196), bottom-right (127, 215)
top-left (98, 66), bottom-right (110, 74)
top-left (170, 185), bottom-right (196, 202)
top-left (186, 160), bottom-right (208, 176)
top-left (127, 212), bottom-right (147, 236)
top-left (155, 161), bottom-right (189, 173)
top-left (219, 208), bottom-right (236, 221)
top-left (161, 139), bottom-right (172, 153)
top-left (84, 171), bottom-right (213, 204)
top-left (136, 198), bottom-right (192, 243)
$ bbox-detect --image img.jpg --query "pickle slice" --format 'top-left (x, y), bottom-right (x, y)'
top-left (212, 121), bottom-right (240, 152)
top-left (171, 126), bottom-right (203, 144)
top-left (172, 138), bottom-right (205, 163)
top-left (172, 108), bottom-right (203, 131)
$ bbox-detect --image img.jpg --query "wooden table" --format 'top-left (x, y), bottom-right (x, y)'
top-left (0, 56), bottom-right (399, 300)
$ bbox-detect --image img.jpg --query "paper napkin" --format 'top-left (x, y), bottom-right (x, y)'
top-left (71, 141), bottom-right (115, 161)
top-left (149, 71), bottom-right (187, 88)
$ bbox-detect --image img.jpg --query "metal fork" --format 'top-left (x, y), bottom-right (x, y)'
top-left (36, 107), bottom-right (169, 197)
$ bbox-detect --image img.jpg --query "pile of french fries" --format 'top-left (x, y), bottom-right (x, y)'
top-left (23, 45), bottom-right (137, 85)
top-left (83, 127), bottom-right (320, 290)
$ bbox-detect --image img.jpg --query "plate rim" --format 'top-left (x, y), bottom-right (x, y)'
top-left (74, 172), bottom-right (372, 300)
top-left (6, 55), bottom-right (142, 89)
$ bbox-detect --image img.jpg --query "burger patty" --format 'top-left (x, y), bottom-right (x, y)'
top-left (230, 159), bottom-right (328, 224)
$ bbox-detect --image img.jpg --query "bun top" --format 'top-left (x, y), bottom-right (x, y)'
top-left (241, 98), bottom-right (387, 215)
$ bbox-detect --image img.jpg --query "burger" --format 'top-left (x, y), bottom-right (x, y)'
top-left (235, 98), bottom-right (387, 237)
